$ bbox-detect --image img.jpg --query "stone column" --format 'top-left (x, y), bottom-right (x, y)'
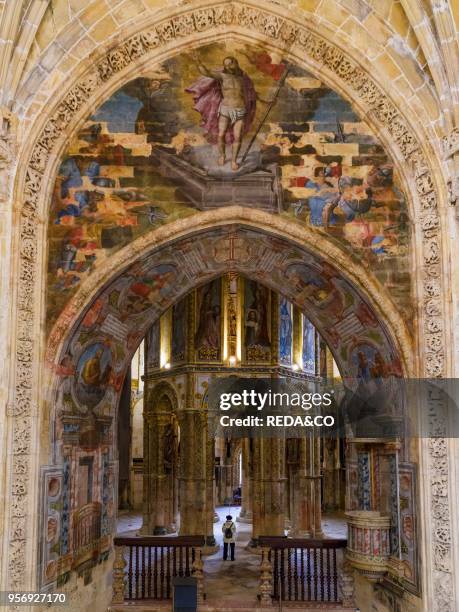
top-left (141, 387), bottom-right (177, 535)
top-left (238, 438), bottom-right (253, 523)
top-left (221, 439), bottom-right (234, 504)
top-left (251, 437), bottom-right (286, 548)
top-left (164, 417), bottom-right (179, 533)
top-left (141, 411), bottom-right (172, 534)
top-left (289, 435), bottom-right (323, 537)
top-left (204, 421), bottom-right (218, 551)
top-left (178, 375), bottom-right (206, 535)
top-left (323, 437), bottom-right (342, 512)
top-left (141, 412), bottom-right (152, 534)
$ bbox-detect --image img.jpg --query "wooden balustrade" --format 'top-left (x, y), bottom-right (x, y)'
top-left (112, 535), bottom-right (205, 603)
top-left (258, 537), bottom-right (347, 604)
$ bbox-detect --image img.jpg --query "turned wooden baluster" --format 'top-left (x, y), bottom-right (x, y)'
top-left (148, 546), bottom-right (152, 598)
top-left (293, 548), bottom-right (298, 601)
top-left (333, 548), bottom-right (338, 601)
top-left (135, 545), bottom-right (139, 599)
top-left (272, 550), bottom-right (278, 599)
top-left (280, 548), bottom-right (285, 601)
top-left (166, 546), bottom-right (171, 599)
top-left (154, 546), bottom-right (158, 599)
top-left (306, 547), bottom-right (312, 600)
top-left (300, 548), bottom-right (305, 601)
top-left (313, 547), bottom-right (318, 600)
top-left (128, 546), bottom-right (133, 599)
top-left (173, 545), bottom-right (177, 579)
top-left (160, 545), bottom-right (165, 598)
top-left (141, 545), bottom-right (146, 598)
top-left (320, 546), bottom-right (325, 601)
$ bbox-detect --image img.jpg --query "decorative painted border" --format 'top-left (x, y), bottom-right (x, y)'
top-left (9, 2), bottom-right (451, 609)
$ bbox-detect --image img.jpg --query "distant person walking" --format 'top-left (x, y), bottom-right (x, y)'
top-left (222, 514), bottom-right (236, 561)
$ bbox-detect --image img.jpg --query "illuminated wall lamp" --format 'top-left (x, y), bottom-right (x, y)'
top-left (292, 363), bottom-right (300, 371)
top-left (163, 362), bottom-right (171, 370)
top-left (228, 356), bottom-right (237, 366)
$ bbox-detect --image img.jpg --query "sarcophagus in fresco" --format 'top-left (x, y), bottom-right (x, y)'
top-left (151, 147), bottom-right (283, 212)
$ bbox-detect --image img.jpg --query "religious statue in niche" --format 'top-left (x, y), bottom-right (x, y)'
top-left (195, 279), bottom-right (221, 361)
top-left (245, 280), bottom-right (271, 362)
top-left (163, 422), bottom-right (177, 474)
top-left (302, 316), bottom-right (316, 375)
top-left (171, 298), bottom-right (187, 363)
top-left (146, 321), bottom-right (160, 370)
top-left (279, 298), bottom-right (292, 365)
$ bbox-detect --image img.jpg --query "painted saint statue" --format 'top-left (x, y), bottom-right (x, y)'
top-left (186, 53), bottom-right (257, 171)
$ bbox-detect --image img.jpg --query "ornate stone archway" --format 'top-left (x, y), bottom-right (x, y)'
top-left (4, 4), bottom-right (454, 609)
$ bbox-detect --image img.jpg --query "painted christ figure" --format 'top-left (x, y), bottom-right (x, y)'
top-left (186, 54), bottom-right (257, 171)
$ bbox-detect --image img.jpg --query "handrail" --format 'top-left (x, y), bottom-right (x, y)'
top-left (114, 535), bottom-right (205, 547)
top-left (258, 536), bottom-right (347, 548)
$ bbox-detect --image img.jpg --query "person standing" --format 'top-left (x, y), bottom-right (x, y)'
top-left (222, 514), bottom-right (236, 561)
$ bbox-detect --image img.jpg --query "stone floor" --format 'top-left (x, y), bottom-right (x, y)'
top-left (116, 507), bottom-right (348, 609)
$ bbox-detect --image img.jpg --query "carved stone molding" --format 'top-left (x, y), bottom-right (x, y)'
top-left (9, 1), bottom-right (451, 608)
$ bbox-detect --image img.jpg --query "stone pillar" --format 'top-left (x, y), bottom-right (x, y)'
top-left (164, 416), bottom-right (179, 533)
top-left (221, 439), bottom-right (234, 504)
top-left (178, 375), bottom-right (206, 535)
top-left (204, 422), bottom-right (218, 551)
top-left (251, 437), bottom-right (286, 548)
top-left (141, 387), bottom-right (177, 535)
top-left (323, 436), bottom-right (342, 512)
top-left (289, 435), bottom-right (323, 537)
top-left (141, 410), bottom-right (172, 535)
top-left (141, 409), bottom-right (151, 533)
top-left (238, 438), bottom-right (253, 523)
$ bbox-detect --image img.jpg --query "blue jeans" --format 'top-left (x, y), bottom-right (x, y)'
top-left (223, 542), bottom-right (235, 560)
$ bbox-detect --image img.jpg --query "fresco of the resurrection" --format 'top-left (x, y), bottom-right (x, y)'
top-left (47, 40), bottom-right (411, 329)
